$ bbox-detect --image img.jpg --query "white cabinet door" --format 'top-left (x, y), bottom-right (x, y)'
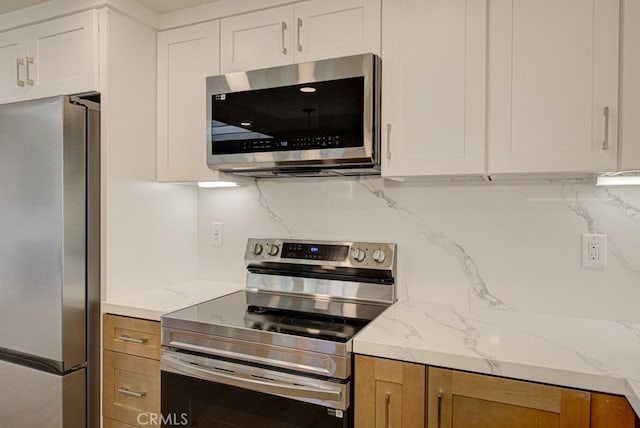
top-left (0, 28), bottom-right (27, 104)
top-left (293, 0), bottom-right (380, 64)
top-left (620, 0), bottom-right (640, 171)
top-left (488, 0), bottom-right (619, 175)
top-left (157, 21), bottom-right (224, 182)
top-left (220, 6), bottom-right (293, 73)
top-left (381, 0), bottom-right (487, 177)
top-left (26, 10), bottom-right (98, 99)
top-left (220, 1), bottom-right (380, 73)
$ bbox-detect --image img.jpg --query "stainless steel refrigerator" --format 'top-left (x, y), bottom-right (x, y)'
top-left (0, 95), bottom-right (100, 428)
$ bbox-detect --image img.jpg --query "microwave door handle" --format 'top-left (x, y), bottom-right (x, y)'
top-left (161, 354), bottom-right (341, 402)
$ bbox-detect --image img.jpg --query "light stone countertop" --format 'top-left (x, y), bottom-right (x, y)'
top-left (627, 380), bottom-right (640, 417)
top-left (353, 300), bottom-right (640, 417)
top-left (101, 280), bottom-right (243, 321)
top-left (101, 284), bottom-right (640, 417)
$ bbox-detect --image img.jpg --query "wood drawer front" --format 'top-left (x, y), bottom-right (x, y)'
top-left (104, 314), bottom-right (160, 359)
top-left (103, 417), bottom-right (141, 428)
top-left (103, 351), bottom-right (160, 427)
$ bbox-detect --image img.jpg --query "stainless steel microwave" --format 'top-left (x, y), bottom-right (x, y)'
top-left (206, 53), bottom-right (380, 177)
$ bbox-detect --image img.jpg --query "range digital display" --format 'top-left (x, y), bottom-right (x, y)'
top-left (282, 242), bottom-right (349, 261)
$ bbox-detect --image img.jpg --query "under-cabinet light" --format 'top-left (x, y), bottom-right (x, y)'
top-left (197, 181), bottom-right (240, 188)
top-left (596, 171), bottom-right (640, 186)
top-left (596, 176), bottom-right (640, 186)
top-left (596, 170), bottom-right (640, 186)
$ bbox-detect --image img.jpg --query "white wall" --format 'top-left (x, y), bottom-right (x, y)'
top-left (197, 178), bottom-right (640, 323)
top-left (103, 10), bottom-right (197, 300)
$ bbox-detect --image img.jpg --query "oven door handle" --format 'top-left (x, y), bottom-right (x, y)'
top-left (168, 339), bottom-right (333, 376)
top-left (161, 353), bottom-right (342, 402)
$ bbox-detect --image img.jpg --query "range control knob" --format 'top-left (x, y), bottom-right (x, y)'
top-left (267, 244), bottom-right (280, 256)
top-left (371, 249), bottom-right (387, 264)
top-left (251, 243), bottom-right (263, 255)
top-left (351, 248), bottom-right (366, 262)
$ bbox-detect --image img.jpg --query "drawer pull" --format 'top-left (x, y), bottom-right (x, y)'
top-left (117, 387), bottom-right (147, 398)
top-left (118, 335), bottom-right (148, 344)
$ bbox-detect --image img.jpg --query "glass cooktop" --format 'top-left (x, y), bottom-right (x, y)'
top-left (162, 290), bottom-right (371, 343)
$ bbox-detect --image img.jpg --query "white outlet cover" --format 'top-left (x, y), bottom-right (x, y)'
top-left (581, 233), bottom-right (607, 268)
top-left (210, 221), bottom-right (223, 247)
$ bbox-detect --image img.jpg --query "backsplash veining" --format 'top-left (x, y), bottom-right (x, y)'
top-left (197, 178), bottom-right (640, 323)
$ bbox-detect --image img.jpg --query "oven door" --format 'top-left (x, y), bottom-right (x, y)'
top-left (161, 350), bottom-right (350, 428)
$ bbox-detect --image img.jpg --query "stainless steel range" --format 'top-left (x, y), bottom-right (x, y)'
top-left (160, 238), bottom-right (397, 427)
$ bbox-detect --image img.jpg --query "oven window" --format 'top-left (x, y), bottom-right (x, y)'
top-left (211, 77), bottom-right (364, 155)
top-left (161, 371), bottom-right (350, 428)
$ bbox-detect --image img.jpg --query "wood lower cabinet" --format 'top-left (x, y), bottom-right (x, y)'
top-left (590, 392), bottom-right (639, 428)
top-left (355, 355), bottom-right (426, 427)
top-left (428, 367), bottom-right (590, 428)
top-left (355, 356), bottom-right (639, 428)
top-left (103, 314), bottom-right (161, 428)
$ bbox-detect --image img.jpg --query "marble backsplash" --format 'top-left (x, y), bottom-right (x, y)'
top-left (197, 178), bottom-right (640, 323)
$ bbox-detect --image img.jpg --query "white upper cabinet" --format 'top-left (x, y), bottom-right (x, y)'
top-left (293, 0), bottom-right (380, 64)
top-left (220, 0), bottom-right (380, 73)
top-left (220, 6), bottom-right (293, 74)
top-left (157, 21), bottom-right (225, 182)
top-left (0, 10), bottom-right (98, 104)
top-left (488, 0), bottom-right (620, 175)
top-left (620, 0), bottom-right (640, 171)
top-left (381, 0), bottom-right (487, 178)
top-left (0, 28), bottom-right (27, 103)
top-left (26, 11), bottom-right (98, 100)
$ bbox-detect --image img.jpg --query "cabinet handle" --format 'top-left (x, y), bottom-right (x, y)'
top-left (437, 392), bottom-right (443, 428)
top-left (602, 106), bottom-right (610, 150)
top-left (16, 58), bottom-right (25, 87)
top-left (117, 387), bottom-right (147, 398)
top-left (117, 335), bottom-right (148, 344)
top-left (386, 123), bottom-right (392, 160)
top-left (26, 56), bottom-right (34, 86)
top-left (297, 18), bottom-right (303, 52)
top-left (281, 21), bottom-right (288, 55)
top-left (384, 392), bottom-right (391, 428)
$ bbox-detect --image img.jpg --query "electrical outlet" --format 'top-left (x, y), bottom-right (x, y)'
top-left (581, 234), bottom-right (607, 268)
top-left (210, 222), bottom-right (223, 247)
